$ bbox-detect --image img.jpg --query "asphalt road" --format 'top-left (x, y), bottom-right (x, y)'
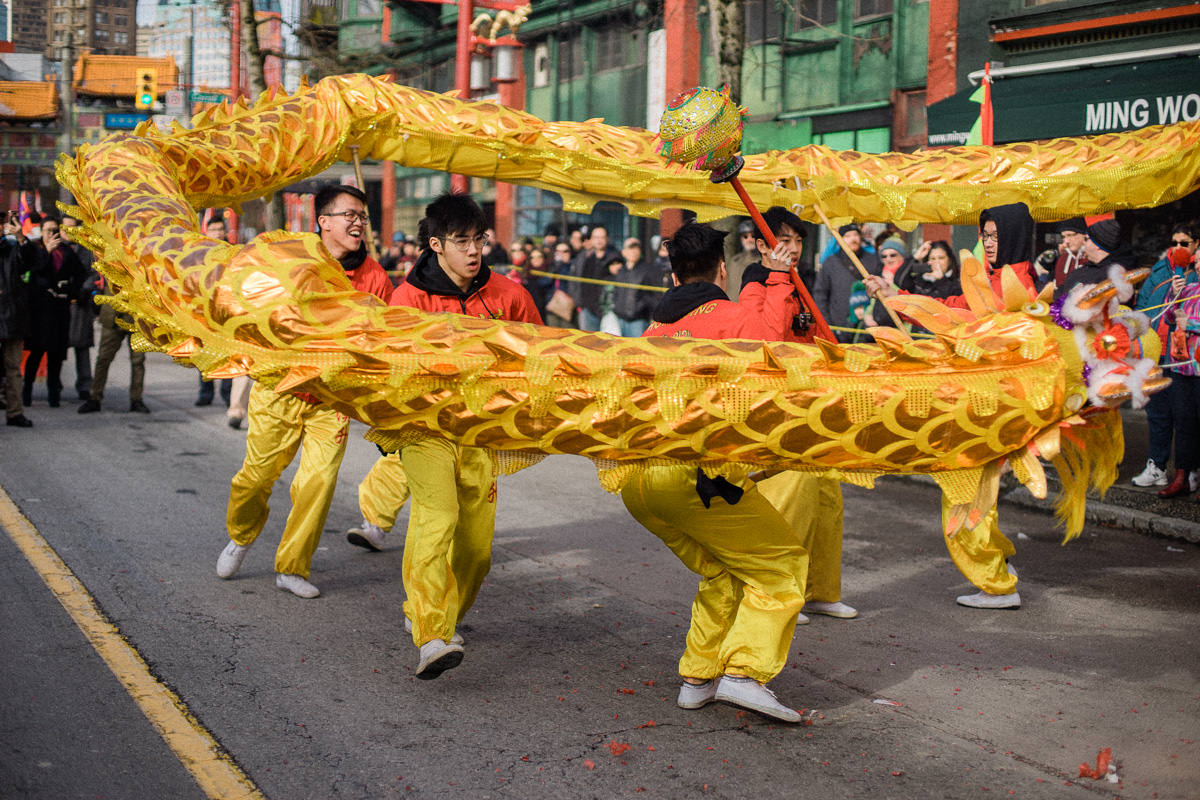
top-left (1, 352), bottom-right (1198, 799)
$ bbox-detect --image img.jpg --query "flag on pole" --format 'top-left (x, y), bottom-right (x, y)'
top-left (965, 62), bottom-right (994, 147)
top-left (17, 191), bottom-right (33, 234)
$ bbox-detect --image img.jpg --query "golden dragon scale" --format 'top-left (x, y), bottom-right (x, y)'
top-left (55, 74), bottom-right (1183, 538)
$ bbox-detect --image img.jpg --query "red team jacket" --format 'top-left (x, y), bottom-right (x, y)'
top-left (390, 248), bottom-right (543, 324)
top-left (643, 270), bottom-right (795, 340)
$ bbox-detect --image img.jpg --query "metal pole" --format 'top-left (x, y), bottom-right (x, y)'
top-left (451, 0), bottom-right (473, 194)
top-left (60, 32), bottom-right (75, 204)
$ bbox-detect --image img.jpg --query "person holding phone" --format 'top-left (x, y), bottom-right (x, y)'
top-left (1, 211), bottom-right (36, 427)
top-left (22, 216), bottom-right (84, 409)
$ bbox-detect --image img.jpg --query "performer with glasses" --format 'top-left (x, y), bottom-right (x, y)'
top-left (384, 192), bottom-right (541, 679)
top-left (215, 184), bottom-right (392, 598)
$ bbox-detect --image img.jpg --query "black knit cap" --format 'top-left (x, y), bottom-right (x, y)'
top-left (838, 223), bottom-right (861, 236)
top-left (1087, 218), bottom-right (1121, 255)
top-left (1057, 217), bottom-right (1086, 235)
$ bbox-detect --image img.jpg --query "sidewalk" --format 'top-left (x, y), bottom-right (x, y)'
top-left (981, 407), bottom-right (1200, 544)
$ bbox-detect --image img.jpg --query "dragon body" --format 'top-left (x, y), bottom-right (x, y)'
top-left (55, 75), bottom-right (1191, 538)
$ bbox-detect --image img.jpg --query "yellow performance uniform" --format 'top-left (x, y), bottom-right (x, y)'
top-left (399, 437), bottom-right (497, 646)
top-left (756, 472), bottom-right (844, 604)
top-left (621, 465), bottom-right (809, 685)
top-left (358, 452), bottom-right (411, 531)
top-left (226, 383), bottom-right (349, 578)
top-left (941, 499), bottom-right (1018, 595)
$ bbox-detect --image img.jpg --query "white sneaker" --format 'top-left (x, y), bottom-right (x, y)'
top-left (803, 600), bottom-right (858, 619)
top-left (404, 616), bottom-right (463, 645)
top-left (216, 540), bottom-right (250, 579)
top-left (714, 676), bottom-right (802, 723)
top-left (347, 520), bottom-right (387, 552)
top-left (416, 638), bottom-right (464, 680)
top-left (956, 590), bottom-right (1020, 609)
top-left (1131, 459), bottom-right (1168, 487)
top-left (795, 612), bottom-right (810, 625)
top-left (1190, 470), bottom-right (1198, 493)
top-left (677, 680), bottom-right (718, 709)
top-left (275, 573), bottom-right (320, 599)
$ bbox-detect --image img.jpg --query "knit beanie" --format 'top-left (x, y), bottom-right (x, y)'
top-left (847, 281), bottom-right (871, 326)
top-left (838, 223), bottom-right (861, 237)
top-left (1086, 218), bottom-right (1121, 256)
top-left (1057, 217), bottom-right (1086, 235)
top-left (879, 238), bottom-right (907, 259)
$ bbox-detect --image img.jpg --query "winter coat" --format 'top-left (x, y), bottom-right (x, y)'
top-left (0, 237), bottom-right (36, 341)
top-left (570, 245), bottom-right (620, 316)
top-left (814, 248), bottom-right (881, 343)
top-left (610, 260), bottom-right (656, 322)
top-left (899, 261), bottom-right (959, 300)
top-left (68, 242), bottom-right (101, 348)
top-left (26, 243), bottom-right (84, 353)
top-left (645, 271), bottom-right (794, 340)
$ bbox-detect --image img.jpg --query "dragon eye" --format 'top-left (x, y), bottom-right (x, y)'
top-left (1023, 301), bottom-right (1049, 317)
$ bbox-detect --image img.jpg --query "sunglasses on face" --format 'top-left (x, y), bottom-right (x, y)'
top-left (1173, 238), bottom-right (1194, 247)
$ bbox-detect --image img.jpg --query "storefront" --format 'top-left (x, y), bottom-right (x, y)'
top-left (927, 53), bottom-right (1200, 145)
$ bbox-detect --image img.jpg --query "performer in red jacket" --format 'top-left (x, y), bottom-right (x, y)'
top-left (217, 184), bottom-right (392, 599)
top-left (625, 222), bottom-right (809, 722)
top-left (383, 192), bottom-right (541, 679)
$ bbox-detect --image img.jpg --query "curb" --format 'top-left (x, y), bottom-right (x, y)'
top-left (886, 474), bottom-right (1200, 545)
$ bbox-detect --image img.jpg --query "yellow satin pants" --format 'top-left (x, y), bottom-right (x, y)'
top-left (399, 438), bottom-right (497, 646)
top-left (756, 472), bottom-right (844, 603)
top-left (358, 452), bottom-right (411, 531)
top-left (621, 465), bottom-right (808, 685)
top-left (941, 499), bottom-right (1018, 595)
top-left (226, 384), bottom-right (349, 578)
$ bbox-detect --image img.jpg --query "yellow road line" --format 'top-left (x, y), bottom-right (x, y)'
top-left (0, 486), bottom-right (264, 800)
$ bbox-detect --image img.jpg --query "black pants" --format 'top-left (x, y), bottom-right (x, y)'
top-left (23, 346), bottom-right (66, 404)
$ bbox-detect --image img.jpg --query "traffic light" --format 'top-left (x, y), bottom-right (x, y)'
top-left (135, 69), bottom-right (157, 111)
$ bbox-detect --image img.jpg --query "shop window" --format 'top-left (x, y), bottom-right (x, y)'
top-left (814, 126), bottom-right (891, 154)
top-left (855, 0), bottom-right (893, 19)
top-left (795, 0), bottom-right (837, 30)
top-left (558, 30), bottom-right (584, 79)
top-left (745, 0), bottom-right (783, 43)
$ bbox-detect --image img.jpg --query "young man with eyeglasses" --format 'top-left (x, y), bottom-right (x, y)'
top-left (385, 192), bottom-right (541, 679)
top-left (216, 184), bottom-right (392, 599)
top-left (865, 202), bottom-right (1037, 611)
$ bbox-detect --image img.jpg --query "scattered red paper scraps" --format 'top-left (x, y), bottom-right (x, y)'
top-left (619, 688), bottom-right (636, 695)
top-left (1078, 747), bottom-right (1112, 780)
top-left (637, 720), bottom-right (657, 728)
top-left (608, 741), bottom-right (632, 756)
top-left (892, 771), bottom-right (904, 777)
top-left (643, 680), bottom-right (656, 686)
top-left (873, 698), bottom-right (902, 707)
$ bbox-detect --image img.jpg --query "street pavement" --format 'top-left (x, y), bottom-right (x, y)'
top-left (1, 352), bottom-right (1198, 799)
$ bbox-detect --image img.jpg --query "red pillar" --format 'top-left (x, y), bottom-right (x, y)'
top-left (493, 66), bottom-right (526, 249)
top-left (451, 0), bottom-right (474, 194)
top-left (660, 0), bottom-right (700, 239)
top-left (923, 0), bottom-right (960, 243)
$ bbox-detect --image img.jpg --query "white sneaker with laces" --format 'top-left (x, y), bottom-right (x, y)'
top-left (1131, 459), bottom-right (1168, 487)
top-left (216, 540), bottom-right (250, 579)
top-left (404, 616), bottom-right (464, 645)
top-left (714, 676), bottom-right (802, 723)
top-left (275, 573), bottom-right (320, 599)
top-left (803, 600), bottom-right (858, 619)
top-left (416, 638), bottom-right (464, 680)
top-left (956, 589), bottom-right (1020, 609)
top-left (347, 520), bottom-right (387, 551)
top-left (677, 680), bottom-right (718, 709)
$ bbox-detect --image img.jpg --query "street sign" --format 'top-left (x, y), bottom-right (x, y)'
top-left (189, 90), bottom-right (227, 104)
top-left (104, 113), bottom-right (149, 130)
top-left (165, 90), bottom-right (186, 113)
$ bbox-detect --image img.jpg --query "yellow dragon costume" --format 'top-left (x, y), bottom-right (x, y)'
top-left (55, 74), bottom-right (1197, 541)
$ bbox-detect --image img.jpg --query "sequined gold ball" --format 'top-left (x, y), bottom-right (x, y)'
top-left (657, 86), bottom-right (748, 172)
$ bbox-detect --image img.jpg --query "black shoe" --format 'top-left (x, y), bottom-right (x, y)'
top-left (21, 386), bottom-right (32, 406)
top-left (129, 399), bottom-right (150, 413)
top-left (6, 414), bottom-right (33, 428)
top-left (194, 397), bottom-right (213, 407)
top-left (78, 390), bottom-right (91, 401)
top-left (78, 398), bottom-right (101, 414)
top-left (227, 416), bottom-right (243, 430)
top-left (48, 397), bottom-right (60, 408)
